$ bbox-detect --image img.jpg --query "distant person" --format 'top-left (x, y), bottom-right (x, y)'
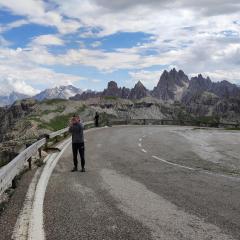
top-left (94, 112), bottom-right (99, 127)
top-left (69, 114), bottom-right (85, 172)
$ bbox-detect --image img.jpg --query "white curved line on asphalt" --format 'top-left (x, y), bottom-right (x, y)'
top-left (26, 127), bottom-right (109, 240)
top-left (139, 138), bottom-right (142, 142)
top-left (28, 138), bottom-right (71, 240)
top-left (138, 143), bottom-right (142, 147)
top-left (142, 149), bottom-right (147, 153)
top-left (152, 156), bottom-right (240, 180)
top-left (12, 168), bottom-right (42, 240)
top-left (152, 155), bottom-right (195, 171)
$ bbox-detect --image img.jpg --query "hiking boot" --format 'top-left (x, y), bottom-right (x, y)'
top-left (81, 168), bottom-right (85, 172)
top-left (71, 167), bottom-right (78, 172)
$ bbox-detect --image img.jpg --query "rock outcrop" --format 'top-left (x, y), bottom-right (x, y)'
top-left (70, 90), bottom-right (101, 101)
top-left (0, 91), bottom-right (30, 107)
top-left (183, 75), bottom-right (240, 104)
top-left (102, 81), bottom-right (122, 98)
top-left (152, 68), bottom-right (189, 101)
top-left (129, 81), bottom-right (150, 99)
top-left (0, 99), bottom-right (36, 142)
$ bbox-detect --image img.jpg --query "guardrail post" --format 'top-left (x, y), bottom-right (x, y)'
top-left (12, 177), bottom-right (17, 189)
top-left (28, 157), bottom-right (32, 170)
top-left (45, 134), bottom-right (49, 149)
top-left (38, 148), bottom-right (42, 159)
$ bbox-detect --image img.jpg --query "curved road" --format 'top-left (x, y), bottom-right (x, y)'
top-left (40, 126), bottom-right (240, 240)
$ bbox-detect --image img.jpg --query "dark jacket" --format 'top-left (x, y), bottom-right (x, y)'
top-left (69, 122), bottom-right (84, 143)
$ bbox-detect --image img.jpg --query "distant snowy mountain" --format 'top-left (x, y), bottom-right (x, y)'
top-left (34, 85), bottom-right (83, 101)
top-left (0, 92), bottom-right (30, 107)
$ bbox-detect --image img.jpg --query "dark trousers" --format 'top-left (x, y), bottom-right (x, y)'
top-left (72, 142), bottom-right (85, 169)
top-left (95, 119), bottom-right (99, 127)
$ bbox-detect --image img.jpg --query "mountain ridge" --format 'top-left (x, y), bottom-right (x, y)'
top-left (70, 69), bottom-right (240, 102)
top-left (1, 69), bottom-right (240, 108)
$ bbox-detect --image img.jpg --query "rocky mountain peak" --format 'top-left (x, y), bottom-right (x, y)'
top-left (129, 81), bottom-right (149, 99)
top-left (152, 69), bottom-right (189, 101)
top-left (102, 81), bottom-right (122, 98)
top-left (107, 81), bottom-right (118, 89)
top-left (135, 81), bottom-right (145, 88)
top-left (188, 75), bottom-right (212, 92)
top-left (34, 85), bottom-right (82, 101)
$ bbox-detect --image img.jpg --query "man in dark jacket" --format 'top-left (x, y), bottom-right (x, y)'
top-left (69, 115), bottom-right (85, 172)
top-left (94, 112), bottom-right (99, 127)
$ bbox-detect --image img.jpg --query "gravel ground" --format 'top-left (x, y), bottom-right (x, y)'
top-left (0, 168), bottom-right (38, 240)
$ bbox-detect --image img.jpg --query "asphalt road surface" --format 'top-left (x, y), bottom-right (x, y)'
top-left (43, 126), bottom-right (240, 240)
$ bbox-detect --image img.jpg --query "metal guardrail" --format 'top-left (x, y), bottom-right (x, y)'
top-left (0, 121), bottom-right (94, 195)
top-left (109, 118), bottom-right (240, 128)
top-left (0, 138), bottom-right (46, 195)
top-left (48, 127), bottom-right (69, 139)
top-left (47, 121), bottom-right (94, 139)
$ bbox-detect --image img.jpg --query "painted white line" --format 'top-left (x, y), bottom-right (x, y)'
top-left (202, 169), bottom-right (240, 181)
top-left (152, 155), bottom-right (195, 171)
top-left (139, 138), bottom-right (142, 142)
top-left (142, 149), bottom-right (147, 153)
top-left (152, 156), bottom-right (240, 180)
top-left (12, 128), bottom-right (108, 240)
top-left (12, 169), bottom-right (42, 240)
top-left (138, 143), bottom-right (142, 148)
top-left (28, 139), bottom-right (71, 240)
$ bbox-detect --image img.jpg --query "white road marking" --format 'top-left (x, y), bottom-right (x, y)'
top-left (97, 143), bottom-right (102, 148)
top-left (139, 138), bottom-right (142, 142)
top-left (202, 169), bottom-right (240, 181)
top-left (138, 143), bottom-right (142, 147)
top-left (101, 168), bottom-right (235, 240)
top-left (142, 149), bottom-right (147, 153)
top-left (12, 169), bottom-right (42, 240)
top-left (12, 126), bottom-right (115, 240)
top-left (152, 156), bottom-right (240, 180)
top-left (152, 155), bottom-right (195, 171)
top-left (28, 138), bottom-right (71, 240)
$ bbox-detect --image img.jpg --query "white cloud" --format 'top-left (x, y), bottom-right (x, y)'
top-left (0, 55), bottom-right (84, 95)
top-left (192, 70), bottom-right (240, 84)
top-left (31, 34), bottom-right (64, 46)
top-left (0, 0), bottom-right (82, 34)
top-left (0, 19), bottom-right (29, 33)
top-left (0, 36), bottom-right (11, 46)
top-left (0, 78), bottom-right (39, 96)
top-left (91, 41), bottom-right (102, 48)
top-left (0, 0), bottom-right (240, 89)
top-left (129, 70), bottom-right (161, 89)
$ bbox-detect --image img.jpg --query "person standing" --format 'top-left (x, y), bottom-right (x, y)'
top-left (94, 112), bottom-right (100, 127)
top-left (69, 115), bottom-right (85, 172)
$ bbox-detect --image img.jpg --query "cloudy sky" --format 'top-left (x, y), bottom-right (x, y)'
top-left (0, 0), bottom-right (240, 95)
